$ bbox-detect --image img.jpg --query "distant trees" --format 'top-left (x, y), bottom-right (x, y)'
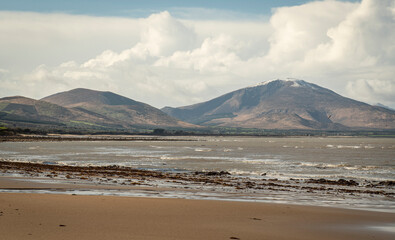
top-left (153, 128), bottom-right (165, 135)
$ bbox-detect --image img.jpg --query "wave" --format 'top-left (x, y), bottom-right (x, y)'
top-left (239, 158), bottom-right (283, 165)
top-left (227, 169), bottom-right (264, 176)
top-left (298, 162), bottom-right (383, 170)
top-left (194, 148), bottom-right (212, 152)
top-left (325, 144), bottom-right (379, 149)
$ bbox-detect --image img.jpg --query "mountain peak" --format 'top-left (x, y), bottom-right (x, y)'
top-left (0, 96), bottom-right (38, 105)
top-left (251, 78), bottom-right (316, 89)
top-left (41, 88), bottom-right (139, 107)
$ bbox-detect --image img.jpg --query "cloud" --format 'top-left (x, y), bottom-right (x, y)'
top-left (0, 10), bottom-right (269, 106)
top-left (346, 79), bottom-right (395, 106)
top-left (155, 34), bottom-right (243, 73)
top-left (0, 0), bottom-right (394, 109)
top-left (301, 0), bottom-right (395, 67)
top-left (266, 0), bottom-right (358, 64)
top-left (141, 11), bottom-right (197, 56)
top-left (0, 11), bottom-right (142, 71)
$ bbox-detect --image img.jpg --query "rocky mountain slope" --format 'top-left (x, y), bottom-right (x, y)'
top-left (162, 79), bottom-right (395, 130)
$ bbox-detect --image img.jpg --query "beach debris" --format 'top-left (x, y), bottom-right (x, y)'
top-left (194, 171), bottom-right (231, 176)
top-left (375, 181), bottom-right (395, 187)
top-left (307, 178), bottom-right (358, 186)
top-left (0, 160), bottom-right (394, 202)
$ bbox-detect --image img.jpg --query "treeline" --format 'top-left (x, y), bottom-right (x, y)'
top-left (1, 126), bottom-right (395, 137)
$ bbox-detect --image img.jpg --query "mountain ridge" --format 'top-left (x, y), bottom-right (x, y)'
top-left (0, 89), bottom-right (195, 132)
top-left (41, 88), bottom-right (195, 129)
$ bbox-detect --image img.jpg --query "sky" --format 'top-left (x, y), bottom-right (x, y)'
top-left (0, 0), bottom-right (324, 17)
top-left (1, 0), bottom-right (394, 109)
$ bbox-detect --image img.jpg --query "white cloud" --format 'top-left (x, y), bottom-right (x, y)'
top-left (0, 0), bottom-right (394, 109)
top-left (302, 0), bottom-right (395, 67)
top-left (155, 34), bottom-right (243, 73)
top-left (266, 0), bottom-right (358, 64)
top-left (141, 11), bottom-right (197, 56)
top-left (0, 11), bottom-right (142, 71)
top-left (346, 79), bottom-right (395, 106)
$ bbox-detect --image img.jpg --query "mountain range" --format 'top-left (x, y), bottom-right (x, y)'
top-left (1, 79), bottom-right (394, 132)
top-left (0, 88), bottom-right (194, 132)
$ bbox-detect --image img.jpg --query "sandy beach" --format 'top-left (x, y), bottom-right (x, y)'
top-left (0, 178), bottom-right (394, 240)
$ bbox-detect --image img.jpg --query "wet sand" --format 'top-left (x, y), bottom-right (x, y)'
top-left (1, 178), bottom-right (394, 240)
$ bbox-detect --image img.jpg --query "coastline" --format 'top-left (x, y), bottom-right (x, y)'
top-left (1, 165), bottom-right (394, 239)
top-left (1, 137), bottom-right (394, 239)
top-left (0, 134), bottom-right (200, 142)
top-left (2, 133), bottom-right (394, 144)
top-left (1, 159), bottom-right (394, 212)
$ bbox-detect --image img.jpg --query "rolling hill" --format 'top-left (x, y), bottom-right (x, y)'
top-left (0, 96), bottom-right (73, 127)
top-left (41, 88), bottom-right (195, 129)
top-left (0, 95), bottom-right (128, 130)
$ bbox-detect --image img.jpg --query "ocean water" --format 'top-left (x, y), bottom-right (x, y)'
top-left (0, 136), bottom-right (394, 211)
top-left (1, 136), bottom-right (394, 181)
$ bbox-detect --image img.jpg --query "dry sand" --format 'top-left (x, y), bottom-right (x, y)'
top-left (0, 189), bottom-right (394, 240)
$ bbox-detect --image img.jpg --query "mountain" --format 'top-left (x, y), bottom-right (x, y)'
top-left (41, 88), bottom-right (194, 129)
top-left (162, 79), bottom-right (395, 130)
top-left (0, 95), bottom-right (127, 130)
top-left (375, 103), bottom-right (395, 111)
top-left (0, 88), bottom-right (195, 132)
top-left (0, 96), bottom-right (73, 127)
top-left (41, 88), bottom-right (140, 107)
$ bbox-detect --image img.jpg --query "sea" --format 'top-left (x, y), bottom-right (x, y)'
top-left (0, 136), bottom-right (394, 212)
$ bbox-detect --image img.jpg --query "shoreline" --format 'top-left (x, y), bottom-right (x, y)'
top-left (0, 191), bottom-right (394, 240)
top-left (1, 160), bottom-right (394, 212)
top-left (2, 133), bottom-right (395, 143)
top-left (0, 176), bottom-right (393, 214)
top-left (0, 134), bottom-right (201, 142)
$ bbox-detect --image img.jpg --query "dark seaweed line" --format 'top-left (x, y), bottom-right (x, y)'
top-left (1, 160), bottom-right (394, 198)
